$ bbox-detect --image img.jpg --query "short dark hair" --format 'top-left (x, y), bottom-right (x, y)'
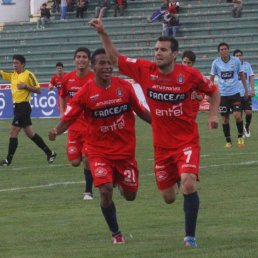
top-left (13, 54), bottom-right (26, 64)
top-left (217, 42), bottom-right (229, 52)
top-left (42, 3), bottom-right (47, 7)
top-left (157, 36), bottom-right (179, 52)
top-left (56, 62), bottom-right (63, 67)
top-left (74, 47), bottom-right (91, 60)
top-left (233, 49), bottom-right (243, 56)
top-left (91, 48), bottom-right (106, 65)
top-left (182, 50), bottom-right (196, 62)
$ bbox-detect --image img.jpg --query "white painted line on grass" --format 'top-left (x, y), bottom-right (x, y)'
top-left (0, 181), bottom-right (84, 193)
top-left (1, 160), bottom-right (257, 193)
top-left (2, 163), bottom-right (70, 171)
top-left (200, 160), bottom-right (258, 169)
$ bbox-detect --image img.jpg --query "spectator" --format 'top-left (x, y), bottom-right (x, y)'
top-left (76, 0), bottom-right (89, 18)
top-left (161, 0), bottom-right (169, 10)
top-left (232, 0), bottom-right (242, 18)
top-left (37, 3), bottom-right (51, 29)
top-left (51, 0), bottom-right (61, 13)
top-left (163, 10), bottom-right (179, 37)
top-left (169, 0), bottom-right (179, 13)
top-left (113, 0), bottom-right (127, 17)
top-left (95, 0), bottom-right (111, 18)
top-left (60, 0), bottom-right (67, 20)
top-left (147, 0), bottom-right (169, 23)
top-left (67, 0), bottom-right (76, 12)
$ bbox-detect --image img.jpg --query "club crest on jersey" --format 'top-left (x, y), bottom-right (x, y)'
top-left (90, 94), bottom-right (99, 102)
top-left (150, 74), bottom-right (158, 80)
top-left (177, 75), bottom-right (184, 84)
top-left (230, 63), bottom-right (235, 69)
top-left (116, 88), bottom-right (123, 97)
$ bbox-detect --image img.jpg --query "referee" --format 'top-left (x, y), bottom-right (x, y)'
top-left (0, 55), bottom-right (56, 166)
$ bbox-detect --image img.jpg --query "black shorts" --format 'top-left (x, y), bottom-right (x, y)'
top-left (241, 96), bottom-right (252, 111)
top-left (12, 102), bottom-right (32, 128)
top-left (219, 93), bottom-right (242, 116)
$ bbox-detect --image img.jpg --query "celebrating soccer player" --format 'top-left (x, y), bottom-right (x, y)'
top-left (59, 47), bottom-right (94, 200)
top-left (88, 9), bottom-right (220, 247)
top-left (48, 48), bottom-right (151, 243)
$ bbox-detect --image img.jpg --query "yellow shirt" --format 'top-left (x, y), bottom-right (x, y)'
top-left (1, 70), bottom-right (40, 103)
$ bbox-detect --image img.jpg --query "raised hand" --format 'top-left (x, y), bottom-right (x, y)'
top-left (88, 8), bottom-right (105, 33)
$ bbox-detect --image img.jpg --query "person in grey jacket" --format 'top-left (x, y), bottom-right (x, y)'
top-left (95, 0), bottom-right (111, 18)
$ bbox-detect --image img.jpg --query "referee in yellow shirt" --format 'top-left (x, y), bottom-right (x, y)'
top-left (0, 55), bottom-right (56, 166)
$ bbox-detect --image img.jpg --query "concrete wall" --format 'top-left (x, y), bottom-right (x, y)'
top-left (0, 0), bottom-right (47, 23)
top-left (0, 0), bottom-right (30, 23)
top-left (30, 0), bottom-right (47, 15)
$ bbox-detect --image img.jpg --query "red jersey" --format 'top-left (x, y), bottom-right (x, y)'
top-left (49, 73), bottom-right (67, 96)
top-left (62, 76), bottom-right (146, 159)
top-left (118, 55), bottom-right (217, 148)
top-left (60, 70), bottom-right (94, 131)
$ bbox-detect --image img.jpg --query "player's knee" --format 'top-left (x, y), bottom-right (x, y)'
top-left (181, 173), bottom-right (197, 194)
top-left (182, 180), bottom-right (196, 194)
top-left (124, 192), bottom-right (137, 201)
top-left (70, 158), bottom-right (82, 167)
top-left (71, 161), bottom-right (80, 167)
top-left (233, 113), bottom-right (242, 121)
top-left (82, 155), bottom-right (89, 168)
top-left (163, 195), bottom-right (177, 204)
top-left (99, 184), bottom-right (113, 200)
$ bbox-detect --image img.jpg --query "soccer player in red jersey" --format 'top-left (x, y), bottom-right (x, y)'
top-left (89, 11), bottom-right (220, 247)
top-left (60, 47), bottom-right (94, 200)
top-left (48, 62), bottom-right (67, 116)
top-left (181, 50), bottom-right (205, 120)
top-left (48, 48), bottom-right (151, 243)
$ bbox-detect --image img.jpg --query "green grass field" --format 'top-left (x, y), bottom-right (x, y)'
top-left (0, 113), bottom-right (257, 258)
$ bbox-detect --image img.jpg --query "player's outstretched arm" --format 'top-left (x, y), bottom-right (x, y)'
top-left (207, 89), bottom-right (220, 131)
top-left (48, 83), bottom-right (54, 91)
top-left (136, 108), bottom-right (152, 124)
top-left (239, 71), bottom-right (248, 99)
top-left (250, 75), bottom-right (255, 97)
top-left (59, 97), bottom-right (66, 117)
top-left (48, 120), bottom-right (69, 141)
top-left (209, 75), bottom-right (215, 83)
top-left (88, 8), bottom-right (120, 67)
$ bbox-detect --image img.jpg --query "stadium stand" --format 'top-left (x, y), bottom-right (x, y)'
top-left (0, 0), bottom-right (257, 83)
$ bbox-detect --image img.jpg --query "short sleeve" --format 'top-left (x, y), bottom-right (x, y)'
top-left (118, 55), bottom-right (151, 84)
top-left (61, 88), bottom-right (85, 125)
top-left (210, 60), bottom-right (217, 76)
top-left (193, 70), bottom-right (218, 97)
top-left (28, 72), bottom-right (40, 88)
top-left (1, 71), bottom-right (13, 81)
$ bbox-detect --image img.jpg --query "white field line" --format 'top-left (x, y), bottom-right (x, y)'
top-left (147, 152), bottom-right (258, 161)
top-left (0, 181), bottom-right (84, 193)
top-left (0, 160), bottom-right (258, 193)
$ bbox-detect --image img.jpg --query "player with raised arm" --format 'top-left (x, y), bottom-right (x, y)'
top-left (233, 49), bottom-right (255, 137)
top-left (88, 10), bottom-right (220, 247)
top-left (0, 55), bottom-right (56, 166)
top-left (60, 47), bottom-right (94, 200)
top-left (49, 48), bottom-right (151, 244)
top-left (48, 62), bottom-right (67, 116)
top-left (210, 42), bottom-right (248, 147)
